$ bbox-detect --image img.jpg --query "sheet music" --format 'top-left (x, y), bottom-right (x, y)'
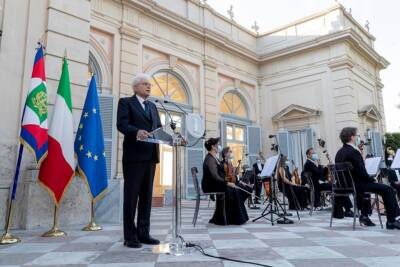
top-left (261, 155), bottom-right (279, 177)
top-left (365, 156), bottom-right (381, 176)
top-left (391, 149), bottom-right (400, 169)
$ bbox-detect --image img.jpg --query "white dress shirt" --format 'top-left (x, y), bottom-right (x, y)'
top-left (136, 95), bottom-right (147, 110)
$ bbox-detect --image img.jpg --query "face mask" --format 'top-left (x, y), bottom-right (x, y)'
top-left (311, 153), bottom-right (318, 161)
top-left (217, 145), bottom-right (223, 153)
top-left (228, 154), bottom-right (234, 160)
top-left (355, 136), bottom-right (361, 146)
top-left (256, 159), bottom-right (261, 164)
top-left (285, 161), bottom-right (290, 166)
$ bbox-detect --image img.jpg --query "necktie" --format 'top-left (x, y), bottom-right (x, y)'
top-left (143, 100), bottom-right (151, 118)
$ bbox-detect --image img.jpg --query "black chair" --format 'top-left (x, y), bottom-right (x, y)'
top-left (191, 167), bottom-right (226, 227)
top-left (302, 172), bottom-right (315, 216)
top-left (329, 162), bottom-right (358, 230)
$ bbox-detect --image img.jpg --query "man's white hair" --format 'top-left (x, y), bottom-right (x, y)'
top-left (132, 73), bottom-right (151, 87)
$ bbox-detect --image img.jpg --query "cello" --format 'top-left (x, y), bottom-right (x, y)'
top-left (317, 138), bottom-right (333, 182)
top-left (291, 160), bottom-right (302, 185)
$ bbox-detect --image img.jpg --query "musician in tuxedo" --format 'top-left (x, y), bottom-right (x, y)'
top-left (303, 148), bottom-right (353, 217)
top-left (117, 73), bottom-right (162, 248)
top-left (335, 127), bottom-right (400, 229)
top-left (252, 156), bottom-right (264, 204)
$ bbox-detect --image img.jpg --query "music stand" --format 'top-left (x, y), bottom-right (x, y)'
top-left (252, 154), bottom-right (293, 225)
top-left (241, 170), bottom-right (260, 209)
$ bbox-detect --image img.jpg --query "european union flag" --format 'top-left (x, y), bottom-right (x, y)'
top-left (74, 75), bottom-right (108, 202)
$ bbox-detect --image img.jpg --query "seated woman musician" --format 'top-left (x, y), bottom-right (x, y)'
top-left (277, 156), bottom-right (310, 210)
top-left (221, 147), bottom-right (253, 192)
top-left (201, 137), bottom-right (249, 225)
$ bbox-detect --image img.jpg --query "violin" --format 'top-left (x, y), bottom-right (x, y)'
top-left (224, 159), bottom-right (241, 184)
top-left (291, 160), bottom-right (301, 185)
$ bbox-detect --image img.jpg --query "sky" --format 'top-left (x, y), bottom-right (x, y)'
top-left (207, 0), bottom-right (400, 132)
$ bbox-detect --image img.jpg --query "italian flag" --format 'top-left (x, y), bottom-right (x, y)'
top-left (38, 56), bottom-right (74, 206)
top-left (20, 45), bottom-right (48, 164)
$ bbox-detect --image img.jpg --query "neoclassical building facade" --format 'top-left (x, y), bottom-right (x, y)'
top-left (0, 0), bottom-right (388, 228)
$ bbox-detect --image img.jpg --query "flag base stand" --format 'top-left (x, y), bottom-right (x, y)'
top-left (82, 222), bottom-right (102, 231)
top-left (0, 199), bottom-right (21, 245)
top-left (41, 227), bottom-right (66, 237)
top-left (82, 201), bottom-right (102, 231)
top-left (42, 205), bottom-right (66, 237)
top-left (0, 233), bottom-right (21, 245)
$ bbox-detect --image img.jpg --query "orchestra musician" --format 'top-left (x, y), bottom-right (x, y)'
top-left (252, 155), bottom-right (264, 204)
top-left (221, 147), bottom-right (253, 191)
top-left (277, 156), bottom-right (310, 210)
top-left (335, 127), bottom-right (400, 229)
top-left (303, 148), bottom-right (354, 217)
top-left (201, 138), bottom-right (249, 225)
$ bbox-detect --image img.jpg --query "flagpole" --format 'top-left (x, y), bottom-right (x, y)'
top-left (42, 205), bottom-right (66, 237)
top-left (0, 144), bottom-right (24, 245)
top-left (82, 200), bottom-right (102, 231)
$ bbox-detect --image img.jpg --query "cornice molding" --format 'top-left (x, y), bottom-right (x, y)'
top-left (272, 104), bottom-right (321, 122)
top-left (358, 104), bottom-right (382, 121)
top-left (259, 28), bottom-right (389, 69)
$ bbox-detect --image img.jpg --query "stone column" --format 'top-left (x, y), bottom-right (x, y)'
top-left (328, 55), bottom-right (357, 150)
top-left (203, 59), bottom-right (218, 137)
top-left (375, 80), bottom-right (386, 132)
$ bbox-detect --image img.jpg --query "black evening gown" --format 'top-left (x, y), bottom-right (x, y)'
top-left (201, 153), bottom-right (249, 225)
top-left (278, 168), bottom-right (310, 210)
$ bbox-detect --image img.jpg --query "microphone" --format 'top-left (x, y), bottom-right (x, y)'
top-left (163, 99), bottom-right (188, 115)
top-left (155, 99), bottom-right (176, 131)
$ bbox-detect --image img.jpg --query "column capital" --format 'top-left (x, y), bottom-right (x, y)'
top-left (119, 23), bottom-right (141, 40)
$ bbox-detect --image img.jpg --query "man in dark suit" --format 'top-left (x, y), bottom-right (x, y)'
top-left (303, 148), bottom-right (353, 216)
top-left (335, 127), bottom-right (400, 229)
top-left (252, 156), bottom-right (264, 204)
top-left (117, 73), bottom-right (162, 248)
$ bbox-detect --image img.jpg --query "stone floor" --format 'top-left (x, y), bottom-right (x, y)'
top-left (1, 200), bottom-right (400, 267)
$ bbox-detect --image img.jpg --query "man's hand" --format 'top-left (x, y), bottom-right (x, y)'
top-left (137, 130), bottom-right (150, 140)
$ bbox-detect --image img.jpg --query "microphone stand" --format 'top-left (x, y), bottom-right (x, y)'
top-left (154, 99), bottom-right (186, 256)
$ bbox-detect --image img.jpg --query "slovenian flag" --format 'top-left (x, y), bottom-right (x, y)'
top-left (38, 56), bottom-right (74, 206)
top-left (20, 45), bottom-right (48, 165)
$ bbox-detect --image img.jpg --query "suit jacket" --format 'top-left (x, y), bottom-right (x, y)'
top-left (303, 159), bottom-right (327, 185)
top-left (335, 143), bottom-right (374, 184)
top-left (116, 95), bottom-right (162, 163)
top-left (253, 163), bottom-right (264, 176)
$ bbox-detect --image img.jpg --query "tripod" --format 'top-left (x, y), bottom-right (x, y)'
top-left (252, 154), bottom-right (294, 225)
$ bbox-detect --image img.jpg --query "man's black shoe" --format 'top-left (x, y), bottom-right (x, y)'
top-left (386, 220), bottom-right (400, 230)
top-left (124, 240), bottom-right (142, 248)
top-left (138, 236), bottom-right (160, 245)
top-left (359, 215), bottom-right (376, 227)
top-left (344, 210), bottom-right (354, 217)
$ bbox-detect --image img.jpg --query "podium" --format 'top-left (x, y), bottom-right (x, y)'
top-left (139, 127), bottom-right (187, 255)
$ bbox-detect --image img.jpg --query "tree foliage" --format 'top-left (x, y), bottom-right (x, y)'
top-left (385, 132), bottom-right (400, 150)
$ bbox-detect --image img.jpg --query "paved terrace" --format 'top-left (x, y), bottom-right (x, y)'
top-left (1, 200), bottom-right (400, 267)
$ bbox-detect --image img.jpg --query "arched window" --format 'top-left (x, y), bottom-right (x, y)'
top-left (88, 52), bottom-right (103, 88)
top-left (220, 91), bottom-right (248, 118)
top-left (150, 70), bottom-right (188, 104)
